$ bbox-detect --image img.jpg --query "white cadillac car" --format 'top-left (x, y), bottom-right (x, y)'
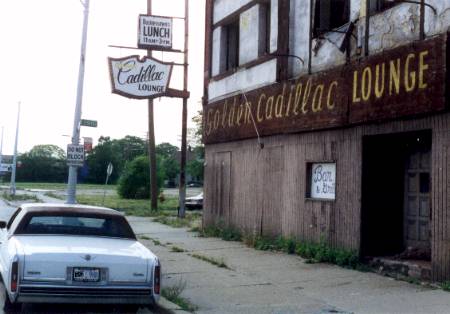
top-left (0, 203), bottom-right (161, 311)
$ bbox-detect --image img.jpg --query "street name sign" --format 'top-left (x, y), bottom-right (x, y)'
top-left (81, 119), bottom-right (98, 128)
top-left (67, 144), bottom-right (85, 167)
top-left (138, 15), bottom-right (173, 50)
top-left (108, 55), bottom-right (173, 99)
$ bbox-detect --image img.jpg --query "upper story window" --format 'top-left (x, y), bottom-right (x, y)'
top-left (261, 2), bottom-right (271, 55)
top-left (369, 0), bottom-right (398, 14)
top-left (222, 20), bottom-right (239, 73)
top-left (314, 0), bottom-right (350, 37)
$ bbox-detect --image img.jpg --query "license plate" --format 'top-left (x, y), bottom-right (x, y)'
top-left (73, 268), bottom-right (100, 282)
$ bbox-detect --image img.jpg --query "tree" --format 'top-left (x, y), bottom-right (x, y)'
top-left (117, 155), bottom-right (164, 199)
top-left (85, 136), bottom-right (146, 184)
top-left (156, 143), bottom-right (179, 185)
top-left (16, 145), bottom-right (67, 182)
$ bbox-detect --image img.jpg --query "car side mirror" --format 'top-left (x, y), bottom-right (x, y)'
top-left (0, 221), bottom-right (7, 229)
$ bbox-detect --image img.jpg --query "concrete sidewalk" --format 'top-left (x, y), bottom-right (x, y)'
top-left (129, 216), bottom-right (450, 314)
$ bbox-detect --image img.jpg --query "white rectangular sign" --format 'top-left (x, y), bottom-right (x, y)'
top-left (0, 164), bottom-right (12, 172)
top-left (138, 15), bottom-right (172, 50)
top-left (310, 163), bottom-right (336, 200)
top-left (67, 144), bottom-right (85, 167)
top-left (108, 55), bottom-right (173, 99)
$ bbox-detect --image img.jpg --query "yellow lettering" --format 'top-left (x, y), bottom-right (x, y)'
top-left (419, 50), bottom-right (429, 89)
top-left (265, 96), bottom-right (274, 120)
top-left (236, 103), bottom-right (244, 126)
top-left (301, 79), bottom-right (312, 114)
top-left (327, 81), bottom-right (338, 109)
top-left (228, 104), bottom-right (235, 127)
top-left (221, 100), bottom-right (228, 128)
top-left (214, 110), bottom-right (220, 130)
top-left (206, 109), bottom-right (214, 135)
top-left (257, 94), bottom-right (266, 122)
top-left (362, 66), bottom-right (372, 101)
top-left (404, 53), bottom-right (416, 92)
top-left (285, 84), bottom-right (295, 117)
top-left (293, 83), bottom-right (303, 115)
top-left (244, 102), bottom-right (252, 124)
top-left (275, 84), bottom-right (286, 118)
top-left (353, 71), bottom-right (361, 103)
top-left (389, 58), bottom-right (401, 95)
top-left (374, 63), bottom-right (385, 98)
top-left (312, 84), bottom-right (324, 113)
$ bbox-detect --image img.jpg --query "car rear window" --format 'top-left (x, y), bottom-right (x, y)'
top-left (16, 214), bottom-right (136, 239)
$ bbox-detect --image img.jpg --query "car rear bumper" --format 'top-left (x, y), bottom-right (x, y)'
top-left (16, 285), bottom-right (157, 305)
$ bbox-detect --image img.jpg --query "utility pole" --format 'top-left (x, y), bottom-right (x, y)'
top-left (147, 0), bottom-right (158, 211)
top-left (67, 0), bottom-right (90, 204)
top-left (10, 102), bottom-right (20, 196)
top-left (178, 0), bottom-right (189, 218)
top-left (0, 126), bottom-right (3, 179)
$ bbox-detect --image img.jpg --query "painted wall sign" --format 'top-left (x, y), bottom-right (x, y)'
top-left (108, 55), bottom-right (173, 99)
top-left (204, 35), bottom-right (446, 144)
top-left (138, 15), bottom-right (172, 50)
top-left (310, 163), bottom-right (336, 200)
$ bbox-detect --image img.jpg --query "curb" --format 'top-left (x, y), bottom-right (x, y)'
top-left (157, 297), bottom-right (192, 314)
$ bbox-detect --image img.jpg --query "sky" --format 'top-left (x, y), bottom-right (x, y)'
top-left (0, 0), bottom-right (205, 155)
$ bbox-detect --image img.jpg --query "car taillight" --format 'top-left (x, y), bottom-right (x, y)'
top-left (11, 261), bottom-right (18, 292)
top-left (154, 264), bottom-right (161, 295)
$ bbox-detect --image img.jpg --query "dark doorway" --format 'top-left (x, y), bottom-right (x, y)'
top-left (361, 130), bottom-right (431, 259)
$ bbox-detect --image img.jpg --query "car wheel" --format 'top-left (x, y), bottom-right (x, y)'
top-left (3, 296), bottom-right (21, 314)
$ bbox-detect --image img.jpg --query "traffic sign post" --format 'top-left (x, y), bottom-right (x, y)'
top-left (67, 144), bottom-right (85, 167)
top-left (102, 162), bottom-right (113, 206)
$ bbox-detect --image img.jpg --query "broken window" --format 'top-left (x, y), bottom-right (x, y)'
top-left (369, 0), bottom-right (398, 15)
top-left (314, 0), bottom-right (350, 37)
top-left (261, 2), bottom-right (271, 55)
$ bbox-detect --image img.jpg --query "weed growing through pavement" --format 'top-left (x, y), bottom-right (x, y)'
top-left (190, 253), bottom-right (229, 269)
top-left (139, 235), bottom-right (151, 240)
top-left (1, 192), bottom-right (41, 203)
top-left (192, 223), bottom-right (361, 270)
top-left (441, 281), bottom-right (450, 292)
top-left (171, 246), bottom-right (186, 253)
top-left (161, 278), bottom-right (197, 312)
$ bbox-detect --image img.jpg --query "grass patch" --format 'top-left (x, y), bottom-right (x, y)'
top-left (14, 182), bottom-right (114, 191)
top-left (153, 213), bottom-right (201, 229)
top-left (161, 279), bottom-right (197, 312)
top-left (76, 194), bottom-right (178, 214)
top-left (1, 192), bottom-right (41, 202)
top-left (196, 223), bottom-right (242, 241)
top-left (190, 253), bottom-right (228, 269)
top-left (43, 191), bottom-right (65, 200)
top-left (171, 246), bottom-right (186, 253)
top-left (196, 223), bottom-right (362, 270)
top-left (441, 281), bottom-right (450, 292)
top-left (139, 235), bottom-right (151, 240)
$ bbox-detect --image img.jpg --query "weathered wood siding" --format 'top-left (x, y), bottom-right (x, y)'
top-left (204, 113), bottom-right (450, 281)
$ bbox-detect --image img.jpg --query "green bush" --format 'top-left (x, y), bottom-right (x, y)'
top-left (117, 155), bottom-right (164, 199)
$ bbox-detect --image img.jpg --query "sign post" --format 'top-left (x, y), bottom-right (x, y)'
top-left (67, 0), bottom-right (90, 204)
top-left (102, 162), bottom-right (113, 206)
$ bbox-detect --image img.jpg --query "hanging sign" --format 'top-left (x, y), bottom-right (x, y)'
top-left (108, 55), bottom-right (173, 99)
top-left (138, 15), bottom-right (173, 50)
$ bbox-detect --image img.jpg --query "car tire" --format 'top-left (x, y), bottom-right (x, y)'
top-left (3, 296), bottom-right (21, 314)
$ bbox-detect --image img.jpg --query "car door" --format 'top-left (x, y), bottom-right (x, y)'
top-left (0, 208), bottom-right (21, 275)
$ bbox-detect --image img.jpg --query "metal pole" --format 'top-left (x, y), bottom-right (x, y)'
top-left (0, 126), bottom-right (3, 179)
top-left (67, 0), bottom-right (90, 204)
top-left (178, 0), bottom-right (189, 218)
top-left (147, 0), bottom-right (158, 211)
top-left (419, 0), bottom-right (425, 40)
top-left (10, 102), bottom-right (20, 196)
